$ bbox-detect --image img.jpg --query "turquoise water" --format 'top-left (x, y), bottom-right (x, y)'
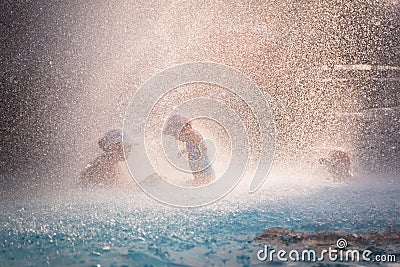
top-left (1, 180), bottom-right (399, 266)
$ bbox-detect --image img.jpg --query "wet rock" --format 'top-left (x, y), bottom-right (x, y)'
top-left (255, 228), bottom-right (400, 253)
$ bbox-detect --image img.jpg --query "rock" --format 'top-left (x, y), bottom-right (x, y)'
top-left (255, 228), bottom-right (400, 254)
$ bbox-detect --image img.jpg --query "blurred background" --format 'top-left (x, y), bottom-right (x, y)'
top-left (1, 0), bottom-right (399, 192)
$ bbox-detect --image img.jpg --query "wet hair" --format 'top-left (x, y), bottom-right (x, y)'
top-left (163, 114), bottom-right (191, 136)
top-left (98, 129), bottom-right (132, 152)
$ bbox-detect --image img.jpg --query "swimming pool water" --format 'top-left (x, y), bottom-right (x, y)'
top-left (1, 179), bottom-right (399, 266)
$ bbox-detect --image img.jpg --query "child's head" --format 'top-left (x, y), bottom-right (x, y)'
top-left (98, 129), bottom-right (133, 161)
top-left (163, 114), bottom-right (192, 140)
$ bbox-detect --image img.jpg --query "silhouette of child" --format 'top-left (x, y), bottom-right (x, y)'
top-left (80, 129), bottom-right (134, 187)
top-left (163, 115), bottom-right (215, 186)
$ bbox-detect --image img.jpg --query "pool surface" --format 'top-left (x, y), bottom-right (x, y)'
top-left (1, 178), bottom-right (399, 266)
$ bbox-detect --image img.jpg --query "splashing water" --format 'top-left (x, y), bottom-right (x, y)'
top-left (1, 0), bottom-right (399, 266)
top-left (1, 178), bottom-right (399, 266)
